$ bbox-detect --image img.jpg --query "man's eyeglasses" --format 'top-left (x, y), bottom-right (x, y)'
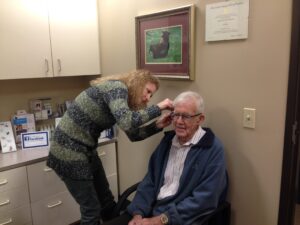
top-left (170, 112), bottom-right (201, 121)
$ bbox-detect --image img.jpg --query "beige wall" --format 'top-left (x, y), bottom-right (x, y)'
top-left (98, 0), bottom-right (292, 225)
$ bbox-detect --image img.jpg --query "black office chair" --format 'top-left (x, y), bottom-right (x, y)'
top-left (111, 182), bottom-right (231, 225)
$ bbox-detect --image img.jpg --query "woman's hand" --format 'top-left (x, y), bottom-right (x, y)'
top-left (157, 98), bottom-right (173, 111)
top-left (156, 112), bottom-right (172, 129)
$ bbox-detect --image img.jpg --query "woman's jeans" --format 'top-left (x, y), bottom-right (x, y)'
top-left (62, 155), bottom-right (115, 225)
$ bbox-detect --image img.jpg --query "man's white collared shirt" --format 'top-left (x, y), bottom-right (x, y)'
top-left (157, 127), bottom-right (206, 200)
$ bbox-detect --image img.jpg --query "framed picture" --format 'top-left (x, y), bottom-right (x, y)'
top-left (135, 5), bottom-right (195, 80)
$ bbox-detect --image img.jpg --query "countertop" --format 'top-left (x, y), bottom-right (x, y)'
top-left (0, 138), bottom-right (117, 172)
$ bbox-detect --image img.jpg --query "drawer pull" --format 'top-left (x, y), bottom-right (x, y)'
top-left (0, 199), bottom-right (10, 206)
top-left (0, 179), bottom-right (8, 186)
top-left (57, 59), bottom-right (62, 72)
top-left (45, 59), bottom-right (49, 73)
top-left (0, 218), bottom-right (12, 225)
top-left (43, 167), bottom-right (53, 172)
top-left (47, 200), bottom-right (62, 208)
top-left (98, 151), bottom-right (106, 157)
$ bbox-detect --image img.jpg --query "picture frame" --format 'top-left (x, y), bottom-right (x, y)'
top-left (135, 5), bottom-right (195, 80)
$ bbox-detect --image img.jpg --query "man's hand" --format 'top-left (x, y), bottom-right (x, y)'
top-left (128, 215), bottom-right (163, 225)
top-left (128, 215), bottom-right (143, 225)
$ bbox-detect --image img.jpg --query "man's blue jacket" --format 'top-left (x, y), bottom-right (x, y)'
top-left (127, 128), bottom-right (228, 225)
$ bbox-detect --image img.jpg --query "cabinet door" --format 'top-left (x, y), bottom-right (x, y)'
top-left (0, 0), bottom-right (53, 79)
top-left (31, 191), bottom-right (80, 225)
top-left (98, 143), bottom-right (117, 176)
top-left (0, 205), bottom-right (32, 225)
top-left (97, 143), bottom-right (119, 199)
top-left (0, 167), bottom-right (27, 192)
top-left (0, 186), bottom-right (30, 214)
top-left (48, 0), bottom-right (101, 77)
top-left (27, 161), bottom-right (66, 203)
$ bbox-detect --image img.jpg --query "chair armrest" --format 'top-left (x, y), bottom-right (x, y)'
top-left (194, 201), bottom-right (231, 225)
top-left (112, 182), bottom-right (140, 217)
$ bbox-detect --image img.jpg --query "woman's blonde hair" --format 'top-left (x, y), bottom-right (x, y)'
top-left (90, 69), bottom-right (160, 110)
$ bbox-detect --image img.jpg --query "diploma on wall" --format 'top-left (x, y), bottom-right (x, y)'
top-left (205, 0), bottom-right (249, 42)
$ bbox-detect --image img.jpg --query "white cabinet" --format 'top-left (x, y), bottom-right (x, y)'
top-left (0, 167), bottom-right (32, 225)
top-left (0, 141), bottom-right (118, 225)
top-left (97, 142), bottom-right (119, 200)
top-left (0, 0), bottom-right (100, 80)
top-left (30, 191), bottom-right (80, 225)
top-left (48, 0), bottom-right (101, 77)
top-left (27, 161), bottom-right (80, 225)
top-left (0, 0), bottom-right (52, 79)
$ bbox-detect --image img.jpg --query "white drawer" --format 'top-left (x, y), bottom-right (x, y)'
top-left (0, 167), bottom-right (27, 192)
top-left (31, 191), bottom-right (80, 225)
top-left (0, 186), bottom-right (30, 213)
top-left (0, 204), bottom-right (32, 225)
top-left (27, 161), bottom-right (66, 203)
top-left (97, 143), bottom-right (117, 176)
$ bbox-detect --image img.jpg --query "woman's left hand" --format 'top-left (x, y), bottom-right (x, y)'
top-left (156, 112), bottom-right (172, 129)
top-left (157, 98), bottom-right (173, 111)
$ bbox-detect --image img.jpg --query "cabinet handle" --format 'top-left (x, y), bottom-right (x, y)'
top-left (0, 218), bottom-right (12, 225)
top-left (0, 199), bottom-right (10, 206)
top-left (0, 179), bottom-right (8, 186)
top-left (98, 151), bottom-right (106, 157)
top-left (57, 59), bottom-right (62, 72)
top-left (45, 59), bottom-right (49, 73)
top-left (47, 200), bottom-right (62, 208)
top-left (43, 167), bottom-right (53, 172)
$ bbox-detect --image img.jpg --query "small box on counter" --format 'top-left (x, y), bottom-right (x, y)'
top-left (29, 98), bottom-right (53, 120)
top-left (34, 109), bottom-right (48, 121)
top-left (11, 112), bottom-right (36, 146)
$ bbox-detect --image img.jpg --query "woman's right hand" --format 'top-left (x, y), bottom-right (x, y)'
top-left (157, 98), bottom-right (173, 111)
top-left (156, 112), bottom-right (172, 129)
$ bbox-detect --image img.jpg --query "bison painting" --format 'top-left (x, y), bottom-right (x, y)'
top-left (149, 31), bottom-right (170, 59)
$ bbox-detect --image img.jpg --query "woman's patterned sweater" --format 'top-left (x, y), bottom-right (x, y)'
top-left (47, 80), bottom-right (162, 179)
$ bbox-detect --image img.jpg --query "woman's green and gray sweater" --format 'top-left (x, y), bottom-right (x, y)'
top-left (47, 80), bottom-right (162, 180)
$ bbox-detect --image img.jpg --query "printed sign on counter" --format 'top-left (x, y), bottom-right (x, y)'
top-left (0, 121), bottom-right (17, 153)
top-left (21, 131), bottom-right (49, 149)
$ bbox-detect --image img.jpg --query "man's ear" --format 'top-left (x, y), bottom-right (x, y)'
top-left (198, 114), bottom-right (205, 123)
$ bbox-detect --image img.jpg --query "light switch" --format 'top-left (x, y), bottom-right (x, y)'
top-left (243, 108), bottom-right (256, 129)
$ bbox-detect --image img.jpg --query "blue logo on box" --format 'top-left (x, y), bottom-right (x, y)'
top-left (13, 118), bottom-right (27, 125)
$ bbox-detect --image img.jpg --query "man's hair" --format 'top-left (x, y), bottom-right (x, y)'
top-left (90, 69), bottom-right (160, 110)
top-left (173, 91), bottom-right (204, 114)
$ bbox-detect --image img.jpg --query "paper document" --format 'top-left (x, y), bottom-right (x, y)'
top-left (205, 0), bottom-right (249, 41)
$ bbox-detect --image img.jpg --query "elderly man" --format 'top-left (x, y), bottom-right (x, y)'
top-left (104, 91), bottom-right (227, 225)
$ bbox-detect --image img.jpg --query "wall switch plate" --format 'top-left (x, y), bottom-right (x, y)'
top-left (243, 108), bottom-right (256, 128)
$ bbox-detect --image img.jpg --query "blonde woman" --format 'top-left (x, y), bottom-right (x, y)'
top-left (47, 69), bottom-right (173, 225)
